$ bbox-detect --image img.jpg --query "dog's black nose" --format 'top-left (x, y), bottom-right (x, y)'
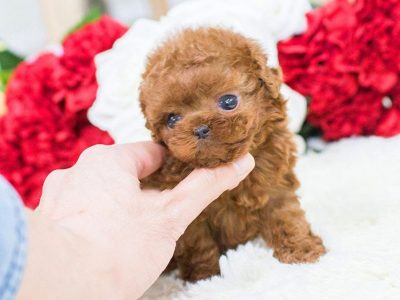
top-left (194, 125), bottom-right (210, 139)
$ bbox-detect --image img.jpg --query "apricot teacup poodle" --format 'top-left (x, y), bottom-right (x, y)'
top-left (139, 28), bottom-right (325, 282)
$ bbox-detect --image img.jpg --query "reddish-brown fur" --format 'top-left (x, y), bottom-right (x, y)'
top-left (139, 28), bottom-right (325, 281)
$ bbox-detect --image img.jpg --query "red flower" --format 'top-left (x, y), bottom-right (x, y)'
top-left (278, 0), bottom-right (400, 140)
top-left (0, 16), bottom-right (127, 208)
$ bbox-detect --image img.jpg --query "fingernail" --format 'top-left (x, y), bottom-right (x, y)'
top-left (233, 153), bottom-right (255, 177)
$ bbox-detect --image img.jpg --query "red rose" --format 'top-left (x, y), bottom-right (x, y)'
top-left (278, 0), bottom-right (400, 140)
top-left (0, 16), bottom-right (127, 208)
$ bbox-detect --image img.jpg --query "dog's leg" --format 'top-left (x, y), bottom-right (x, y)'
top-left (174, 216), bottom-right (220, 281)
top-left (260, 193), bottom-right (326, 263)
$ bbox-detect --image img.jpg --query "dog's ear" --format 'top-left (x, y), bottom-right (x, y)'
top-left (248, 43), bottom-right (281, 99)
top-left (258, 63), bottom-right (281, 100)
top-left (139, 83), bottom-right (157, 135)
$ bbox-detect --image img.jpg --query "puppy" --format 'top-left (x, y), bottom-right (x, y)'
top-left (140, 28), bottom-right (325, 281)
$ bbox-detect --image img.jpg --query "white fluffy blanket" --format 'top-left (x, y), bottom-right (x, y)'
top-left (141, 136), bottom-right (400, 300)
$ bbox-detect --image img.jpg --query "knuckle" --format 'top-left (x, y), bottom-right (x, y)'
top-left (44, 169), bottom-right (63, 183)
top-left (86, 144), bottom-right (107, 155)
top-left (78, 144), bottom-right (108, 162)
top-left (43, 169), bottom-right (66, 191)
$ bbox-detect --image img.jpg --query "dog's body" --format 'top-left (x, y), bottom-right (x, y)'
top-left (140, 28), bottom-right (325, 281)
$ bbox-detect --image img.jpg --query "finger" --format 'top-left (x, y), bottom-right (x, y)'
top-left (116, 142), bottom-right (166, 179)
top-left (166, 153), bottom-right (255, 234)
top-left (81, 142), bottom-right (166, 180)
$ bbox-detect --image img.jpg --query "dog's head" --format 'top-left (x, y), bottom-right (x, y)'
top-left (140, 28), bottom-right (286, 167)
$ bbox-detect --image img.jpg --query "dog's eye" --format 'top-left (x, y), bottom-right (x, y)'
top-left (166, 113), bottom-right (182, 128)
top-left (218, 94), bottom-right (238, 110)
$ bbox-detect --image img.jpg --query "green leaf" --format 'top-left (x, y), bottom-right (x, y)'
top-left (66, 7), bottom-right (102, 37)
top-left (0, 70), bottom-right (13, 91)
top-left (0, 50), bottom-right (23, 70)
top-left (0, 49), bottom-right (21, 90)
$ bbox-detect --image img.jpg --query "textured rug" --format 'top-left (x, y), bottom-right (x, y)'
top-left (141, 136), bottom-right (400, 300)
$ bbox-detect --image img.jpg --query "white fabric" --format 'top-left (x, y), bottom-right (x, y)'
top-left (141, 136), bottom-right (400, 300)
top-left (88, 0), bottom-right (311, 151)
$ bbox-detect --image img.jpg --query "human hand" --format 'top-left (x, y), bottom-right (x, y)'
top-left (19, 142), bottom-right (254, 300)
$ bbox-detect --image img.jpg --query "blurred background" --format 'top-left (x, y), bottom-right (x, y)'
top-left (0, 0), bottom-right (326, 57)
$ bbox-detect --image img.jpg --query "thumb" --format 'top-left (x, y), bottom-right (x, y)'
top-left (165, 153), bottom-right (255, 237)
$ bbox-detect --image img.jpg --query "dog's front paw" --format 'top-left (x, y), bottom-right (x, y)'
top-left (273, 234), bottom-right (326, 264)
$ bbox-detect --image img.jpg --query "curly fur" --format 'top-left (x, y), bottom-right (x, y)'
top-left (139, 28), bottom-right (325, 281)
